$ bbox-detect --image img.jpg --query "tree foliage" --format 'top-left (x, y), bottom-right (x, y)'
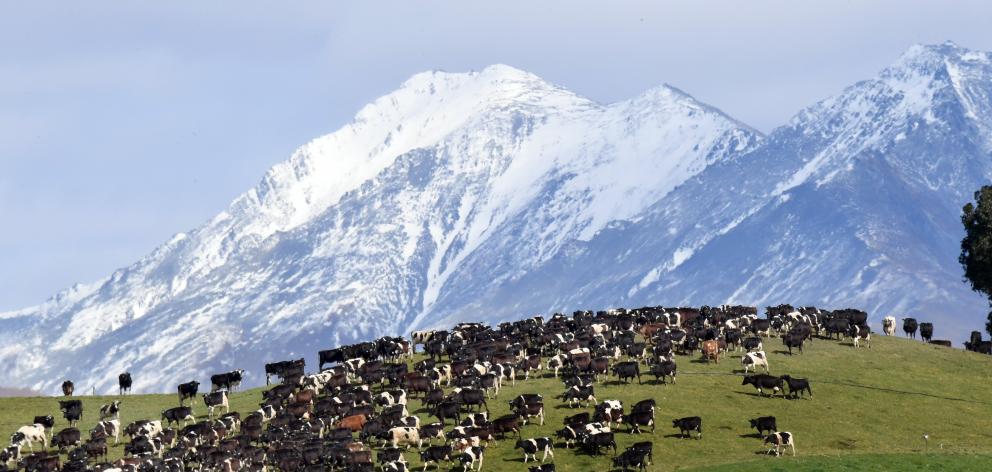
top-left (960, 186), bottom-right (992, 336)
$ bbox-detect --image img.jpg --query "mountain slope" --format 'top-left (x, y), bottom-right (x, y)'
top-left (0, 65), bottom-right (759, 393)
top-left (422, 42), bottom-right (992, 337)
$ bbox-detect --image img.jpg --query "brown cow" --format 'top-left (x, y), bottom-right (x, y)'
top-left (334, 414), bottom-right (368, 432)
top-left (701, 340), bottom-right (720, 363)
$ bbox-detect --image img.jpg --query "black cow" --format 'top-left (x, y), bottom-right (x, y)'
top-left (580, 431), bottom-right (616, 455)
top-left (563, 412), bottom-right (589, 427)
top-left (528, 465), bottom-right (556, 472)
top-left (177, 381), bottom-right (200, 406)
top-left (782, 333), bottom-right (804, 355)
top-left (612, 448), bottom-right (648, 471)
top-left (459, 413), bottom-right (489, 428)
top-left (59, 400), bottom-right (83, 427)
top-left (920, 322), bottom-right (934, 343)
top-left (672, 416), bottom-right (702, 439)
top-left (749, 416), bottom-right (777, 435)
top-left (210, 369), bottom-right (245, 392)
top-left (161, 406), bottom-right (194, 426)
top-left (627, 441), bottom-right (653, 465)
top-left (118, 373), bottom-right (132, 396)
top-left (611, 361), bottom-right (641, 384)
top-left (648, 360), bottom-right (677, 384)
top-left (52, 428), bottom-right (80, 452)
top-left (780, 375), bottom-right (813, 399)
top-left (515, 437), bottom-right (554, 463)
top-left (489, 414), bottom-right (522, 439)
top-left (742, 374), bottom-right (785, 397)
top-left (903, 318), bottom-right (919, 339)
top-left (433, 401), bottom-right (461, 425)
top-left (742, 337), bottom-right (763, 352)
top-left (453, 388), bottom-right (488, 412)
top-left (419, 445), bottom-right (452, 469)
top-left (61, 380), bottom-right (74, 397)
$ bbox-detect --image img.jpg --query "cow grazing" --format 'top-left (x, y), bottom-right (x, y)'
top-left (672, 417), bottom-right (702, 439)
top-left (931, 339), bottom-right (952, 347)
top-left (203, 391), bottom-right (229, 419)
top-left (749, 416), bottom-right (777, 436)
top-left (210, 369), bottom-right (245, 392)
top-left (61, 380), bottom-right (74, 397)
top-left (161, 407), bottom-right (194, 427)
top-left (528, 465), bottom-right (555, 472)
top-left (882, 316), bottom-right (896, 336)
top-left (515, 437), bottom-right (554, 463)
top-left (10, 424), bottom-right (47, 451)
top-left (51, 428), bottom-right (80, 452)
top-left (177, 381), bottom-right (200, 406)
top-left (920, 322), bottom-right (934, 343)
top-left (764, 431), bottom-right (796, 456)
top-left (741, 351), bottom-right (769, 374)
top-left (118, 372), bottom-right (133, 395)
top-left (903, 318), bottom-right (919, 339)
top-left (742, 374), bottom-right (785, 397)
top-left (780, 375), bottom-right (813, 399)
top-left (99, 400), bottom-right (121, 420)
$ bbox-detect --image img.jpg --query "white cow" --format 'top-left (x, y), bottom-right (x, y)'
top-left (10, 424), bottom-right (47, 452)
top-left (742, 351), bottom-right (770, 374)
top-left (882, 316), bottom-right (896, 336)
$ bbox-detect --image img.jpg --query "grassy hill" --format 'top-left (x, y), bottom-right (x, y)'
top-left (2, 335), bottom-right (991, 471)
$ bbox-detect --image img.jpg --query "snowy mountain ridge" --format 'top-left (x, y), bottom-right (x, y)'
top-left (2, 43), bottom-right (991, 394)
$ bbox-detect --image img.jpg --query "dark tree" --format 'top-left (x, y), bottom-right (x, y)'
top-left (960, 186), bottom-right (992, 336)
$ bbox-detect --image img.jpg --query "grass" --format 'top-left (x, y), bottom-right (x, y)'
top-left (2, 335), bottom-right (992, 471)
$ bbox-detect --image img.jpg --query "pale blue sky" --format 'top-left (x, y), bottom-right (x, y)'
top-left (2, 1), bottom-right (991, 310)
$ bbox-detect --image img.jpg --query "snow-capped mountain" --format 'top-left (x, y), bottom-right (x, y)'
top-left (0, 64), bottom-right (758, 393)
top-left (2, 43), bottom-right (989, 394)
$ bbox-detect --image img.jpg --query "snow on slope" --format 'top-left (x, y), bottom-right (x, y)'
top-left (421, 42), bottom-right (992, 339)
top-left (0, 65), bottom-right (758, 393)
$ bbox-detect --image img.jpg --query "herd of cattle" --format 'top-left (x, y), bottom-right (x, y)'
top-left (2, 303), bottom-right (982, 472)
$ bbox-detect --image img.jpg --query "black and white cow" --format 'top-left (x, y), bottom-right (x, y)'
top-left (742, 337), bottom-right (763, 352)
top-left (741, 351), bottom-right (769, 374)
top-left (561, 385), bottom-right (596, 408)
top-left (177, 381), bottom-right (200, 406)
top-left (741, 374), bottom-right (785, 397)
top-left (620, 410), bottom-right (655, 434)
top-left (118, 372), bottom-right (133, 396)
top-left (851, 324), bottom-right (871, 349)
top-left (98, 400), bottom-right (120, 420)
top-left (764, 431), bottom-right (796, 456)
top-left (10, 424), bottom-right (47, 451)
top-left (749, 416), bottom-right (777, 436)
top-left (528, 465), bottom-right (555, 472)
top-left (90, 419), bottom-right (120, 445)
top-left (210, 369), bottom-right (245, 392)
top-left (671, 417), bottom-right (702, 439)
top-left (31, 416), bottom-right (55, 440)
top-left (458, 445), bottom-right (485, 471)
top-left (515, 438), bottom-right (554, 463)
top-left (202, 391), bottom-right (229, 419)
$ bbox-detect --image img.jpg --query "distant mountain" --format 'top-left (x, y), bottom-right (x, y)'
top-left (2, 43), bottom-right (989, 394)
